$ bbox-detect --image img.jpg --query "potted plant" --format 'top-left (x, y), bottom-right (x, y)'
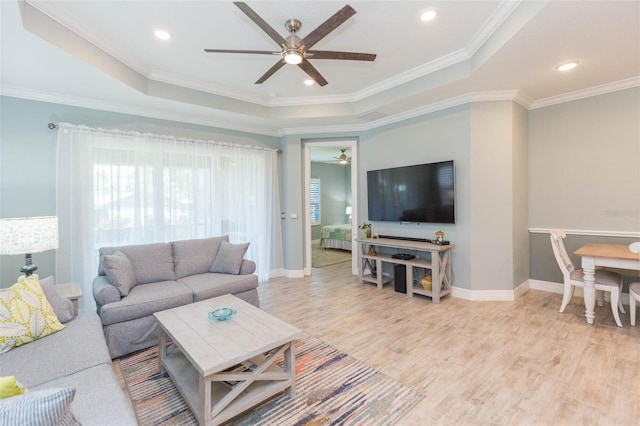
top-left (359, 222), bottom-right (372, 238)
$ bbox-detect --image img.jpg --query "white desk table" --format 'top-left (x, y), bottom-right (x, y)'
top-left (574, 243), bottom-right (640, 325)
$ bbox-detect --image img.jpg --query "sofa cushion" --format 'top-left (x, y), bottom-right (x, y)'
top-left (0, 311), bottom-right (111, 388)
top-left (0, 277), bottom-right (66, 354)
top-left (103, 251), bottom-right (137, 296)
top-left (98, 281), bottom-right (192, 326)
top-left (31, 364), bottom-right (137, 426)
top-left (178, 273), bottom-right (259, 303)
top-left (172, 236), bottom-right (229, 280)
top-left (100, 242), bottom-right (175, 284)
top-left (210, 241), bottom-right (250, 274)
top-left (239, 259), bottom-right (257, 275)
top-left (0, 387), bottom-right (79, 426)
top-left (39, 276), bottom-right (74, 324)
top-left (92, 275), bottom-right (121, 307)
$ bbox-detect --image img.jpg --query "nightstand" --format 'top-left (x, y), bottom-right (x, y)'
top-left (55, 282), bottom-right (83, 317)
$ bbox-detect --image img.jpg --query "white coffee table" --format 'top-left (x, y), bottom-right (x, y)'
top-left (154, 294), bottom-right (302, 425)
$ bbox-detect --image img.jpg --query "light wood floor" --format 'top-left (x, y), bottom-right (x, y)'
top-left (114, 261), bottom-right (640, 425)
top-left (259, 262), bottom-right (640, 425)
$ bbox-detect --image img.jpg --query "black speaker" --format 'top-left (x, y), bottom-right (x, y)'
top-left (393, 264), bottom-right (407, 293)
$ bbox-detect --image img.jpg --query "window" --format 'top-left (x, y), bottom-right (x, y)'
top-left (56, 124), bottom-right (284, 312)
top-left (310, 178), bottom-right (321, 225)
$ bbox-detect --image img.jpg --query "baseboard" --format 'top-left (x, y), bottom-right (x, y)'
top-left (268, 268), bottom-right (285, 279)
top-left (528, 279), bottom-right (567, 295)
top-left (528, 279), bottom-right (631, 305)
top-left (284, 269), bottom-right (305, 278)
top-left (449, 279), bottom-right (541, 302)
top-left (513, 280), bottom-right (530, 299)
top-left (451, 286), bottom-right (517, 301)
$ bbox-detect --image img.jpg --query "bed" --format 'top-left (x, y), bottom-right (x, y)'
top-left (320, 224), bottom-right (352, 251)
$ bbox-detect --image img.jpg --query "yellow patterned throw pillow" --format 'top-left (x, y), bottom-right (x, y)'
top-left (0, 277), bottom-right (65, 354)
top-left (0, 376), bottom-right (27, 399)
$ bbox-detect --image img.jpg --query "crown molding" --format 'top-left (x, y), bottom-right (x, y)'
top-left (530, 76), bottom-right (640, 109)
top-left (0, 85), bottom-right (279, 137)
top-left (5, 78), bottom-right (637, 138)
top-left (278, 90), bottom-right (527, 136)
top-left (465, 0), bottom-right (524, 56)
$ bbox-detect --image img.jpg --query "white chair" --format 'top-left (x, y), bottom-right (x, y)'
top-left (628, 242), bottom-right (640, 326)
top-left (549, 230), bottom-right (624, 327)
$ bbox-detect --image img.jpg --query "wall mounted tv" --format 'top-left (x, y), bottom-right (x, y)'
top-left (367, 160), bottom-right (455, 224)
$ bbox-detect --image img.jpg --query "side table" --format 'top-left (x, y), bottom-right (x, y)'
top-left (55, 282), bottom-right (83, 317)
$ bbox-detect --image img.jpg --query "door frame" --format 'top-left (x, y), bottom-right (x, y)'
top-left (304, 139), bottom-right (358, 276)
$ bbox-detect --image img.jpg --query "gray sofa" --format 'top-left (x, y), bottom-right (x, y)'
top-left (0, 310), bottom-right (137, 425)
top-left (93, 236), bottom-right (259, 358)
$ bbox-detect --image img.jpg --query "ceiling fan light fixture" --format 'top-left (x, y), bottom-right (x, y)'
top-left (283, 48), bottom-right (304, 65)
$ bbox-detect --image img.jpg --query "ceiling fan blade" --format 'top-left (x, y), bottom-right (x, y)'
top-left (307, 50), bottom-right (376, 61)
top-left (298, 61), bottom-right (328, 86)
top-left (255, 60), bottom-right (286, 84)
top-left (301, 5), bottom-right (356, 49)
top-left (234, 2), bottom-right (287, 47)
top-left (204, 49), bottom-right (278, 55)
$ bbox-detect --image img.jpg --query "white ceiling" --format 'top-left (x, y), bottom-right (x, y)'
top-left (1, 0), bottom-right (639, 136)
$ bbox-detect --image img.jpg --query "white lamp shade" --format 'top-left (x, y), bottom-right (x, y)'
top-left (0, 216), bottom-right (59, 255)
top-left (345, 206), bottom-right (352, 215)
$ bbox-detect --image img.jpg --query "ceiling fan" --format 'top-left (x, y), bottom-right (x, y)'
top-left (204, 2), bottom-right (376, 86)
top-left (333, 149), bottom-right (351, 164)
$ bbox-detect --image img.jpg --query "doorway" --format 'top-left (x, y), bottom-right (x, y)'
top-left (304, 140), bottom-right (358, 276)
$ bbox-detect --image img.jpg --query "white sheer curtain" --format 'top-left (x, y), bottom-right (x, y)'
top-left (56, 123), bottom-right (283, 311)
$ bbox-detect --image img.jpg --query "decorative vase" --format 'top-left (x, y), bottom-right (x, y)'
top-left (420, 276), bottom-right (433, 291)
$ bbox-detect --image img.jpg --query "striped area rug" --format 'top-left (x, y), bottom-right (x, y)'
top-left (119, 333), bottom-right (422, 425)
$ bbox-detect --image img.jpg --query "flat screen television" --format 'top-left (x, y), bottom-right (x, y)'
top-left (367, 160), bottom-right (455, 224)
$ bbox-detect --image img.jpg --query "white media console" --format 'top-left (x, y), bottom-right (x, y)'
top-left (357, 237), bottom-right (454, 303)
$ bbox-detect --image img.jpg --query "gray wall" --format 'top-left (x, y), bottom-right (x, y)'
top-left (361, 105), bottom-right (472, 288)
top-left (310, 162), bottom-right (350, 240)
top-left (0, 95), bottom-right (279, 286)
top-left (512, 103), bottom-right (530, 288)
top-left (529, 88), bottom-right (640, 231)
top-left (528, 87), bottom-right (640, 286)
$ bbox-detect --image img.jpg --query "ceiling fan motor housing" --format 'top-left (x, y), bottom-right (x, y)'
top-left (285, 19), bottom-right (301, 34)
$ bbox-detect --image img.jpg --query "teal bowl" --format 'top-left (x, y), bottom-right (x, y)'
top-left (208, 308), bottom-right (237, 321)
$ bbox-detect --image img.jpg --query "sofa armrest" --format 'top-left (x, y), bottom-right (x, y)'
top-left (93, 275), bottom-right (121, 307)
top-left (239, 259), bottom-right (256, 275)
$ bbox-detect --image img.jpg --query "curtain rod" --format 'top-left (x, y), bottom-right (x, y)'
top-left (47, 122), bottom-right (282, 153)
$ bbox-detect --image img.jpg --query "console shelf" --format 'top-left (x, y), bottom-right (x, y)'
top-left (357, 237), bottom-right (454, 303)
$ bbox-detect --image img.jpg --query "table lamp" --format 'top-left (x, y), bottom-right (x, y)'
top-left (0, 216), bottom-right (59, 278)
top-left (345, 206), bottom-right (352, 220)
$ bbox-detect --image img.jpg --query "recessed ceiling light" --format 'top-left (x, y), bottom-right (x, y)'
top-left (154, 30), bottom-right (171, 40)
top-left (556, 61), bottom-right (579, 71)
top-left (420, 8), bottom-right (438, 22)
top-left (304, 79), bottom-right (315, 86)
